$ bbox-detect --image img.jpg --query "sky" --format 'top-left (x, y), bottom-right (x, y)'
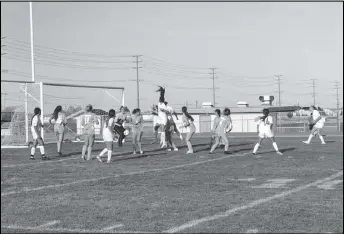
top-left (1, 2), bottom-right (343, 114)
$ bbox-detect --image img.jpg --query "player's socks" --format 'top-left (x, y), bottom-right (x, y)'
top-left (304, 134), bottom-right (313, 144)
top-left (31, 147), bottom-right (35, 156)
top-left (99, 148), bottom-right (108, 157)
top-left (87, 147), bottom-right (92, 160)
top-left (81, 146), bottom-right (87, 159)
top-left (319, 135), bottom-right (326, 144)
top-left (39, 146), bottom-right (45, 155)
top-left (253, 143), bottom-right (260, 154)
top-left (272, 142), bottom-right (283, 155)
top-left (107, 150), bottom-right (112, 162)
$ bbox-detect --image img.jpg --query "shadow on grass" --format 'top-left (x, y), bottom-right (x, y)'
top-left (193, 142), bottom-right (253, 153)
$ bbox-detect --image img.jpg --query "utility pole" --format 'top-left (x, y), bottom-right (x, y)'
top-left (335, 81), bottom-right (340, 132)
top-left (133, 55), bottom-right (142, 108)
top-left (210, 68), bottom-right (217, 107)
top-left (275, 75), bottom-right (282, 106)
top-left (311, 79), bottom-right (316, 106)
top-left (1, 92), bottom-right (7, 109)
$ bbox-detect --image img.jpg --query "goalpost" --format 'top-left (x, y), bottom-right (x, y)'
top-left (1, 80), bottom-right (125, 148)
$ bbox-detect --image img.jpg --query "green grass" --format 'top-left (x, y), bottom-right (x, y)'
top-left (1, 135), bottom-right (343, 233)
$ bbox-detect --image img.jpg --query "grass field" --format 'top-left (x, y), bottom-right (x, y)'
top-left (1, 133), bottom-right (343, 233)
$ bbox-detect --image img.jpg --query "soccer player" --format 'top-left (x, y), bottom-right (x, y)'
top-left (210, 109), bottom-right (221, 148)
top-left (114, 106), bottom-right (127, 147)
top-left (97, 109), bottom-right (116, 163)
top-left (179, 106), bottom-right (195, 154)
top-left (30, 107), bottom-right (46, 160)
top-left (151, 105), bottom-right (161, 144)
top-left (165, 102), bottom-right (183, 141)
top-left (164, 102), bottom-right (179, 151)
top-left (303, 105), bottom-right (326, 144)
top-left (157, 86), bottom-right (168, 148)
top-left (81, 104), bottom-right (99, 160)
top-left (49, 105), bottom-right (67, 157)
top-left (253, 108), bottom-right (283, 156)
top-left (131, 108), bottom-right (144, 154)
top-left (209, 108), bottom-right (232, 154)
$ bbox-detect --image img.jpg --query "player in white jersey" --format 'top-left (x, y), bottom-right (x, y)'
top-left (151, 105), bottom-right (161, 144)
top-left (97, 109), bottom-right (116, 163)
top-left (29, 107), bottom-right (47, 160)
top-left (80, 104), bottom-right (99, 160)
top-left (157, 86), bottom-right (168, 148)
top-left (253, 108), bottom-right (283, 156)
top-left (49, 105), bottom-right (67, 157)
top-left (303, 106), bottom-right (326, 144)
top-left (180, 106), bottom-right (196, 154)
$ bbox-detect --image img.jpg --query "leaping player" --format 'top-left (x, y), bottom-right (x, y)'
top-left (303, 105), bottom-right (326, 145)
top-left (253, 108), bottom-right (283, 156)
top-left (157, 86), bottom-right (168, 148)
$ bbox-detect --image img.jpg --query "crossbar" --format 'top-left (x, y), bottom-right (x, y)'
top-left (1, 80), bottom-right (35, 84)
top-left (43, 82), bottom-right (124, 90)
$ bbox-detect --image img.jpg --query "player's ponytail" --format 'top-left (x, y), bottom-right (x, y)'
top-left (182, 106), bottom-right (194, 122)
top-left (31, 107), bottom-right (41, 125)
top-left (51, 105), bottom-right (62, 123)
top-left (106, 109), bottom-right (116, 127)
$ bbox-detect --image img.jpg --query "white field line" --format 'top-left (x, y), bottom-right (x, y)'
top-left (1, 147), bottom-right (289, 197)
top-left (102, 224), bottom-right (124, 231)
top-left (35, 220), bottom-right (60, 229)
top-left (164, 171), bottom-right (343, 233)
top-left (4, 225), bottom-right (154, 233)
top-left (316, 180), bottom-right (343, 190)
top-left (246, 229), bottom-right (258, 233)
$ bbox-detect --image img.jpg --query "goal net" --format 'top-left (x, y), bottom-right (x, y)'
top-left (1, 81), bottom-right (124, 148)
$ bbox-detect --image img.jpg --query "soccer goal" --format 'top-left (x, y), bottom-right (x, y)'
top-left (1, 80), bottom-right (125, 148)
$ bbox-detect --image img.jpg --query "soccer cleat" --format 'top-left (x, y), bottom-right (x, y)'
top-left (276, 151), bottom-right (283, 156)
top-left (209, 151), bottom-right (214, 154)
top-left (133, 151), bottom-right (137, 155)
top-left (41, 155), bottom-right (47, 160)
top-left (140, 151), bottom-right (144, 154)
top-left (174, 148), bottom-right (179, 151)
top-left (186, 151), bottom-right (193, 154)
top-left (58, 152), bottom-right (62, 157)
top-left (302, 141), bottom-right (310, 144)
top-left (321, 142), bottom-right (326, 145)
top-left (166, 149), bottom-right (172, 151)
top-left (30, 155), bottom-right (35, 160)
top-left (106, 160), bottom-right (111, 164)
top-left (81, 156), bottom-right (86, 160)
top-left (96, 156), bottom-right (102, 162)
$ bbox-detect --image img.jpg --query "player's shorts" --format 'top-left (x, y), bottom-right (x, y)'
top-left (54, 124), bottom-right (65, 135)
top-left (104, 141), bottom-right (113, 150)
top-left (132, 130), bottom-right (142, 143)
top-left (259, 131), bottom-right (274, 138)
top-left (84, 134), bottom-right (95, 147)
top-left (102, 128), bottom-right (114, 142)
top-left (33, 137), bottom-right (44, 147)
top-left (31, 127), bottom-right (42, 140)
